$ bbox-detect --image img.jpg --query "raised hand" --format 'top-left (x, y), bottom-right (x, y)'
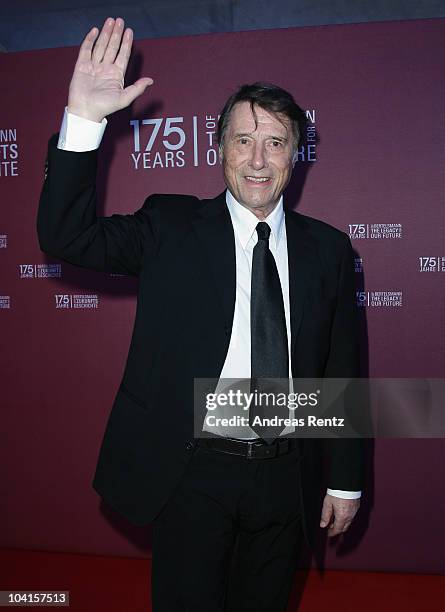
top-left (67, 17), bottom-right (153, 122)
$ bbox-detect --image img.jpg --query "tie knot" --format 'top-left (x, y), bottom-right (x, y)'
top-left (256, 222), bottom-right (271, 241)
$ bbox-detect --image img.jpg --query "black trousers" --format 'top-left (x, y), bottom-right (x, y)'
top-left (151, 443), bottom-right (304, 612)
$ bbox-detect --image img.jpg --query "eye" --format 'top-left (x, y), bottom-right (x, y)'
top-left (270, 140), bottom-right (282, 148)
top-left (238, 137), bottom-right (249, 145)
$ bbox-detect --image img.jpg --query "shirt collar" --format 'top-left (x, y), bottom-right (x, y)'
top-left (225, 189), bottom-right (285, 250)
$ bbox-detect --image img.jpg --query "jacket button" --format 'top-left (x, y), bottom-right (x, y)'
top-left (185, 441), bottom-right (194, 451)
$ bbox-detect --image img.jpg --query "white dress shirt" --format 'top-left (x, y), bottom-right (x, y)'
top-left (57, 107), bottom-right (361, 500)
top-left (206, 190), bottom-right (294, 438)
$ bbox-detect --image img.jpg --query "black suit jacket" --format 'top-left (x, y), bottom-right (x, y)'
top-left (37, 134), bottom-right (363, 546)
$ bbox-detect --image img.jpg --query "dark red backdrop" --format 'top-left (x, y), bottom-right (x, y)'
top-left (1, 18), bottom-right (444, 572)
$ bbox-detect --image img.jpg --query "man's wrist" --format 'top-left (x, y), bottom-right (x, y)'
top-left (67, 105), bottom-right (105, 124)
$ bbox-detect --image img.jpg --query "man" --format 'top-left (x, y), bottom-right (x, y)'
top-left (37, 17), bottom-right (363, 612)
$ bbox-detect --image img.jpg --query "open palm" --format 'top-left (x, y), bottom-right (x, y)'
top-left (68, 17), bottom-right (153, 122)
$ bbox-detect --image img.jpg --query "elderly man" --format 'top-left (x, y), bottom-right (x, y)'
top-left (38, 17), bottom-right (363, 612)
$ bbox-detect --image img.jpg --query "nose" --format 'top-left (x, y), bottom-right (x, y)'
top-left (248, 141), bottom-right (267, 171)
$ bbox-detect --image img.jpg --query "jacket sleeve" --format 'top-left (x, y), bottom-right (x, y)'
top-left (323, 233), bottom-right (364, 492)
top-left (37, 133), bottom-right (158, 277)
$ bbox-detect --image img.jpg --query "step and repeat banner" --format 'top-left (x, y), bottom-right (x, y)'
top-left (1, 19), bottom-right (444, 572)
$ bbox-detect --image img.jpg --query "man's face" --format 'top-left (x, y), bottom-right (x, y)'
top-left (221, 101), bottom-right (295, 218)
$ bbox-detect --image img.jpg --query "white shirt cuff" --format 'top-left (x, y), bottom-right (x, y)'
top-left (327, 488), bottom-right (362, 499)
top-left (57, 107), bottom-right (107, 152)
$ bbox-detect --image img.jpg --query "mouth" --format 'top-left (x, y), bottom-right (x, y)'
top-left (244, 176), bottom-right (272, 185)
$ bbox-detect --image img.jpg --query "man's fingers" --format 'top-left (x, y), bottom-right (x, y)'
top-left (320, 495), bottom-right (335, 528)
top-left (120, 78), bottom-right (154, 108)
top-left (115, 28), bottom-right (134, 75)
top-left (327, 526), bottom-right (342, 538)
top-left (326, 513), bottom-right (348, 537)
top-left (327, 518), bottom-right (349, 538)
top-left (76, 27), bottom-right (99, 65)
top-left (92, 17), bottom-right (115, 63)
top-left (103, 17), bottom-right (125, 64)
top-left (319, 504), bottom-right (333, 528)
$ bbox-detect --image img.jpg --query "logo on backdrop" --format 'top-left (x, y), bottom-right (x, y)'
top-left (0, 295), bottom-right (11, 309)
top-left (19, 264), bottom-right (62, 279)
top-left (356, 291), bottom-right (403, 308)
top-left (348, 223), bottom-right (402, 240)
top-left (129, 109), bottom-right (317, 170)
top-left (0, 234), bottom-right (7, 248)
top-left (299, 109), bottom-right (316, 162)
top-left (418, 257), bottom-right (445, 272)
top-left (0, 129), bottom-right (18, 177)
top-left (354, 257), bottom-right (363, 273)
top-left (54, 294), bottom-right (99, 309)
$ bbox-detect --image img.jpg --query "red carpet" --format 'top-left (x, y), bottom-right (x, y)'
top-left (1, 549), bottom-right (444, 611)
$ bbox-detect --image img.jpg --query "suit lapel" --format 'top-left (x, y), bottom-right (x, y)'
top-left (285, 208), bottom-right (319, 359)
top-left (191, 191), bottom-right (236, 331)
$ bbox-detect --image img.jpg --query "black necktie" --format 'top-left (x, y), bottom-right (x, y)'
top-left (249, 222), bottom-right (289, 442)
